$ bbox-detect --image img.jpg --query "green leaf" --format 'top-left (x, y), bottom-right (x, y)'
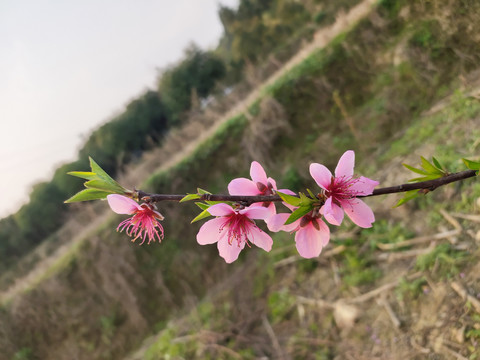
top-left (463, 158), bottom-right (480, 171)
top-left (191, 209), bottom-right (212, 223)
top-left (180, 193), bottom-right (202, 202)
top-left (65, 157), bottom-right (128, 203)
top-left (403, 163), bottom-right (430, 175)
top-left (284, 205), bottom-right (312, 225)
top-left (67, 171), bottom-right (98, 180)
top-left (195, 202), bottom-right (210, 210)
top-left (276, 191), bottom-right (301, 206)
top-left (420, 156), bottom-right (442, 174)
top-left (299, 192), bottom-right (314, 205)
top-left (197, 188), bottom-right (212, 195)
top-left (64, 188), bottom-right (111, 203)
top-left (394, 190), bottom-right (420, 207)
top-left (89, 157), bottom-right (113, 181)
top-left (206, 201), bottom-right (229, 206)
top-left (306, 189), bottom-right (316, 199)
top-left (89, 157), bottom-right (124, 192)
top-left (431, 157), bottom-right (444, 172)
top-left (409, 174), bottom-right (442, 182)
top-left (84, 180), bottom-right (121, 193)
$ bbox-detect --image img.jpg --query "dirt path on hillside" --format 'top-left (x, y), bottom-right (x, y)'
top-left (0, 0), bottom-right (377, 306)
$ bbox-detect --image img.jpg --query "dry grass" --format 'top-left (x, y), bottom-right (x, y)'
top-left (242, 97), bottom-right (291, 166)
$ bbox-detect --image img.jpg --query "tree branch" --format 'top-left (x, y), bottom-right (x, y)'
top-left (136, 170), bottom-right (477, 205)
top-left (363, 170), bottom-right (477, 197)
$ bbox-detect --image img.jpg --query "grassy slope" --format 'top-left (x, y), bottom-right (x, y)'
top-left (135, 93), bottom-right (480, 360)
top-left (3, 0), bottom-right (480, 359)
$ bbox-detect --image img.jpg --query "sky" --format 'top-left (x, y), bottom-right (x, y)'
top-left (0, 0), bottom-right (239, 218)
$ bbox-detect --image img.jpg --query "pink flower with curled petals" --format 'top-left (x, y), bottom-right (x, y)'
top-left (228, 161), bottom-right (290, 216)
top-left (268, 207), bottom-right (330, 259)
top-left (196, 203), bottom-right (273, 263)
top-left (107, 194), bottom-right (164, 245)
top-left (309, 150), bottom-right (379, 228)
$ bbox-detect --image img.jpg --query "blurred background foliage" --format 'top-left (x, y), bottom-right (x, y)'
top-left (0, 0), bottom-right (333, 272)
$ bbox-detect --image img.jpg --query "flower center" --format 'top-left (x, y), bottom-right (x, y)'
top-left (326, 175), bottom-right (359, 201)
top-left (117, 202), bottom-right (164, 245)
top-left (220, 212), bottom-right (256, 247)
top-left (300, 211), bottom-right (321, 230)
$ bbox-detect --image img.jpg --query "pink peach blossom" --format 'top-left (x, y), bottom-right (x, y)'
top-left (268, 209), bottom-right (330, 259)
top-left (228, 161), bottom-right (290, 216)
top-left (107, 194), bottom-right (164, 245)
top-left (309, 150), bottom-right (378, 228)
top-left (196, 203), bottom-right (273, 263)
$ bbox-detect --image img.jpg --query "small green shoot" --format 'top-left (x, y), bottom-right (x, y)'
top-left (277, 190), bottom-right (319, 225)
top-left (395, 156), bottom-right (448, 207)
top-left (463, 158), bottom-right (480, 174)
top-left (65, 157), bottom-right (129, 202)
top-left (189, 188), bottom-right (233, 223)
top-left (179, 193), bottom-right (202, 202)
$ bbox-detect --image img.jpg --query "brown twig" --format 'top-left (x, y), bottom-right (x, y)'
top-left (451, 281), bottom-right (480, 313)
top-left (378, 243), bottom-right (436, 262)
top-left (347, 271), bottom-right (423, 304)
top-left (261, 315), bottom-right (288, 360)
top-left (438, 344), bottom-right (469, 360)
top-left (377, 296), bottom-right (401, 328)
top-left (376, 229), bottom-right (461, 251)
top-left (274, 245), bottom-right (346, 268)
top-left (365, 170), bottom-right (477, 197)
top-left (451, 213), bottom-right (480, 223)
top-left (136, 170), bottom-right (477, 205)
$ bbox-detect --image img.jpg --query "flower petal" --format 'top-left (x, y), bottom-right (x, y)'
top-left (248, 225), bottom-right (273, 252)
top-left (207, 203), bottom-right (234, 217)
top-left (277, 188), bottom-right (296, 196)
top-left (295, 221), bottom-right (329, 258)
top-left (335, 150), bottom-right (355, 178)
top-left (264, 202), bottom-right (277, 217)
top-left (315, 218), bottom-right (331, 247)
top-left (350, 176), bottom-right (379, 195)
top-left (267, 177), bottom-right (277, 190)
top-left (267, 213), bottom-right (298, 232)
top-left (240, 205), bottom-right (271, 220)
top-left (107, 194), bottom-right (141, 214)
top-left (196, 217), bottom-right (226, 245)
top-left (322, 197), bottom-right (344, 226)
top-left (217, 237), bottom-right (245, 263)
top-left (310, 163), bottom-right (332, 190)
top-left (250, 161), bottom-right (268, 185)
top-left (228, 178), bottom-right (260, 195)
top-left (340, 198), bottom-right (375, 228)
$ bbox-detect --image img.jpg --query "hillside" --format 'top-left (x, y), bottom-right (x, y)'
top-left (2, 0), bottom-right (480, 359)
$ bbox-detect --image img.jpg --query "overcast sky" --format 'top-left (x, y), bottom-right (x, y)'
top-left (0, 0), bottom-right (239, 218)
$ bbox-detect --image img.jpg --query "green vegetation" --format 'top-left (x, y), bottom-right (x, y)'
top-left (268, 289), bottom-right (297, 324)
top-left (12, 348), bottom-right (33, 360)
top-left (416, 243), bottom-right (467, 278)
top-left (395, 276), bottom-right (427, 301)
top-left (158, 45), bottom-right (226, 125)
top-left (3, 0), bottom-right (480, 359)
top-left (341, 250), bottom-right (382, 288)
